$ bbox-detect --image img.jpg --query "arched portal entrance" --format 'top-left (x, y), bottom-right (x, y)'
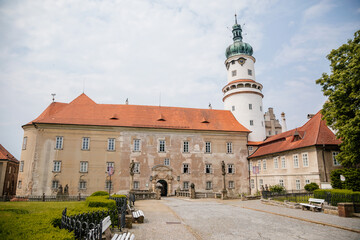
top-left (157, 180), bottom-right (168, 196)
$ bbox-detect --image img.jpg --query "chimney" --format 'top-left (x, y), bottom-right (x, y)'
top-left (281, 112), bottom-right (287, 132)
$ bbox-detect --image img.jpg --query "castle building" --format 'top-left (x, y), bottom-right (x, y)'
top-left (0, 144), bottom-right (19, 197)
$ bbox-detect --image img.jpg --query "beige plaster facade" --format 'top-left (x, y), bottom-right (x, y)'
top-left (17, 123), bottom-right (249, 196)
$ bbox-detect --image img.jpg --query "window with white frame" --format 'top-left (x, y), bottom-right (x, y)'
top-left (260, 106), bottom-right (262, 112)
top-left (248, 146), bottom-right (253, 151)
top-left (159, 140), bottom-right (165, 152)
top-left (206, 181), bottom-right (212, 190)
top-left (228, 181), bottom-right (234, 189)
top-left (108, 138), bottom-right (115, 151)
top-left (82, 137), bottom-right (90, 150)
top-left (55, 136), bottom-right (63, 149)
top-left (18, 180), bottom-right (22, 189)
top-left (249, 161), bottom-right (253, 171)
top-left (133, 139), bottom-right (140, 151)
top-left (232, 70), bottom-right (237, 77)
top-left (183, 163), bottom-right (189, 174)
top-left (20, 161), bottom-right (24, 172)
top-left (279, 179), bottom-right (284, 187)
top-left (257, 160), bottom-right (261, 171)
top-left (274, 157), bottom-right (278, 169)
top-left (332, 152), bottom-right (340, 166)
top-left (293, 155), bottom-right (299, 168)
top-left (232, 106), bottom-right (235, 111)
top-left (281, 156), bottom-right (286, 168)
top-left (228, 164), bottom-right (234, 174)
top-left (164, 158), bottom-right (170, 166)
top-left (302, 153), bottom-right (309, 167)
top-left (248, 69), bottom-right (252, 76)
top-left (106, 162), bottom-right (114, 173)
top-left (249, 104), bottom-right (252, 110)
top-left (305, 179), bottom-right (310, 185)
top-left (133, 181), bottom-right (139, 190)
top-left (183, 141), bottom-right (189, 153)
top-left (105, 180), bottom-right (113, 189)
top-left (250, 120), bottom-right (254, 126)
top-left (22, 137), bottom-right (27, 150)
top-left (79, 181), bottom-right (87, 190)
top-left (52, 180), bottom-right (59, 189)
top-left (259, 179), bottom-right (264, 189)
top-left (263, 160), bottom-right (267, 170)
top-left (53, 161), bottom-right (61, 172)
top-left (227, 142), bottom-right (233, 154)
top-left (250, 179), bottom-right (255, 188)
top-left (183, 181), bottom-right (189, 190)
top-left (296, 179), bottom-right (301, 190)
top-left (205, 142), bottom-right (211, 153)
top-left (80, 161), bottom-right (88, 173)
top-left (205, 164), bottom-right (212, 174)
top-left (134, 162), bottom-right (140, 174)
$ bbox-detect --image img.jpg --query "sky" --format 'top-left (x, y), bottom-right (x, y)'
top-left (0, 0), bottom-right (359, 159)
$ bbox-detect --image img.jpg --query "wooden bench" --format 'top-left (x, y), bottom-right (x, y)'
top-left (132, 210), bottom-right (145, 223)
top-left (127, 204), bottom-right (135, 213)
top-left (300, 198), bottom-right (325, 212)
top-left (111, 232), bottom-right (135, 240)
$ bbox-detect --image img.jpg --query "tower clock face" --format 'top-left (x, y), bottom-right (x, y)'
top-left (238, 57), bottom-right (246, 66)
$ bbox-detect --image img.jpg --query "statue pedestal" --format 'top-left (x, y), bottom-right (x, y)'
top-left (190, 188), bottom-right (196, 199)
top-left (221, 189), bottom-right (228, 200)
top-left (155, 188), bottom-right (161, 200)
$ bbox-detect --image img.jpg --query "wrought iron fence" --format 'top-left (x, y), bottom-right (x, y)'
top-left (13, 194), bottom-right (88, 202)
top-left (262, 191), bottom-right (313, 203)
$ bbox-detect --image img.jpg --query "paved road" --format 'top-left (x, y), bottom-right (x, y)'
top-left (128, 198), bottom-right (360, 240)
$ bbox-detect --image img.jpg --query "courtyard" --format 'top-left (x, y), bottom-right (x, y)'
top-left (129, 198), bottom-right (360, 240)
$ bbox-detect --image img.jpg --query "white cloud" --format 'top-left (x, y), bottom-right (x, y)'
top-left (303, 0), bottom-right (335, 22)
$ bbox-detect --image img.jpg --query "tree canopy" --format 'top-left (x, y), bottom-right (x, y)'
top-left (316, 30), bottom-right (360, 168)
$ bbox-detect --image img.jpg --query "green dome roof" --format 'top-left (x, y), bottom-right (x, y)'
top-left (225, 16), bottom-right (253, 58)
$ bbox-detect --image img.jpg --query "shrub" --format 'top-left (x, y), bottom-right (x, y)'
top-left (85, 196), bottom-right (116, 209)
top-left (304, 182), bottom-right (319, 192)
top-left (111, 194), bottom-right (127, 198)
top-left (90, 191), bottom-right (109, 197)
top-left (331, 168), bottom-right (360, 191)
top-left (269, 184), bottom-right (285, 193)
top-left (314, 189), bottom-right (360, 206)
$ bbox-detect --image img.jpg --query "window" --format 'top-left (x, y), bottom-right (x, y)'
top-left (183, 141), bottom-right (189, 153)
top-left (227, 142), bottom-right (232, 154)
top-left (134, 162), bottom-right (140, 174)
top-left (106, 162), bottom-right (115, 173)
top-left (232, 106), bottom-right (235, 111)
top-left (20, 161), bottom-right (24, 172)
top-left (205, 142), bottom-right (211, 153)
top-left (279, 179), bottom-right (284, 187)
top-left (159, 140), bottom-right (165, 152)
top-left (259, 179), bottom-right (263, 189)
top-left (134, 181), bottom-right (139, 190)
top-left (108, 138), bottom-right (115, 151)
top-left (305, 179), bottom-right (310, 185)
top-left (249, 161), bottom-right (253, 171)
top-left (232, 70), bottom-right (237, 77)
top-left (9, 166), bottom-right (11, 174)
top-left (293, 154), bottom-right (299, 168)
top-left (133, 139), bottom-right (140, 151)
top-left (22, 137), bottom-right (27, 150)
top-left (105, 180), bottom-right (113, 189)
top-left (248, 69), bottom-right (252, 76)
top-left (231, 60), bottom-right (235, 65)
top-left (257, 160), bottom-right (261, 171)
top-left (228, 181), bottom-right (234, 189)
top-left (250, 120), bottom-right (254, 126)
top-left (281, 156), bottom-right (286, 168)
top-left (248, 146), bottom-right (253, 151)
top-left (228, 164), bottom-right (234, 174)
top-left (260, 106), bottom-right (262, 112)
top-left (183, 163), bottom-right (189, 174)
top-left (79, 181), bottom-right (87, 190)
top-left (262, 121), bottom-right (264, 127)
top-left (183, 181), bottom-right (189, 190)
top-left (55, 136), bottom-right (63, 149)
top-left (80, 161), bottom-right (88, 173)
top-left (263, 160), bottom-right (267, 170)
top-left (205, 164), bottom-right (212, 174)
top-left (18, 180), bottom-right (22, 189)
top-left (249, 104), bottom-right (252, 110)
top-left (53, 161), bottom-right (61, 172)
top-left (206, 181), bottom-right (212, 190)
top-left (332, 152), bottom-right (340, 166)
top-left (302, 153), bottom-right (309, 167)
top-left (296, 179), bottom-right (301, 190)
top-left (274, 157), bottom-right (278, 169)
top-left (164, 158), bottom-right (170, 166)
top-left (250, 179), bottom-right (255, 188)
top-left (52, 180), bottom-right (59, 189)
top-left (82, 137), bottom-right (90, 150)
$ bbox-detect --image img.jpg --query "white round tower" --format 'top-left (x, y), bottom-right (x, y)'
top-left (223, 16), bottom-right (266, 142)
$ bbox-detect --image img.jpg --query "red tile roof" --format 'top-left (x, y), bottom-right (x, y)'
top-left (26, 94), bottom-right (250, 133)
top-left (0, 144), bottom-right (18, 162)
top-left (248, 112), bottom-right (341, 158)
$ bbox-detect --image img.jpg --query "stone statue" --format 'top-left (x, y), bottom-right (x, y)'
top-left (221, 161), bottom-right (226, 175)
top-left (265, 184), bottom-right (269, 191)
top-left (57, 184), bottom-right (63, 195)
top-left (129, 160), bottom-right (135, 176)
top-left (190, 183), bottom-right (195, 189)
top-left (64, 184), bottom-right (69, 195)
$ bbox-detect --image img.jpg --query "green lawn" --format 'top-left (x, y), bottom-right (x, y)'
top-left (0, 201), bottom-right (106, 240)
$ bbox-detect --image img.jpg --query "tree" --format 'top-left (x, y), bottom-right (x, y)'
top-left (316, 30), bottom-right (360, 168)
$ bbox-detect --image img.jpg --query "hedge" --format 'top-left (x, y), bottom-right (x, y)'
top-left (330, 168), bottom-right (360, 191)
top-left (111, 194), bottom-right (127, 198)
top-left (85, 196), bottom-right (116, 209)
top-left (314, 189), bottom-right (360, 206)
top-left (90, 191), bottom-right (110, 196)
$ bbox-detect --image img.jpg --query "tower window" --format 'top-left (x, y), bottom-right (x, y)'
top-left (249, 104), bottom-right (252, 110)
top-left (231, 60), bottom-right (235, 65)
top-left (250, 120), bottom-right (254, 126)
top-left (248, 69), bottom-right (252, 76)
top-left (232, 106), bottom-right (235, 111)
top-left (232, 70), bottom-right (237, 77)
top-left (260, 106), bottom-right (262, 112)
